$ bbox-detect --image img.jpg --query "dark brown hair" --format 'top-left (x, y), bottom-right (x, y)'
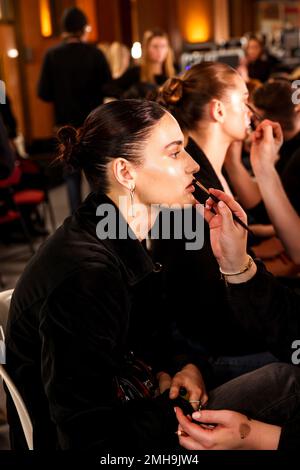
top-left (253, 80), bottom-right (296, 132)
top-left (57, 99), bottom-right (166, 192)
top-left (156, 62), bottom-right (238, 132)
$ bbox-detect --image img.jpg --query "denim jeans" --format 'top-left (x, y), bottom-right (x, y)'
top-left (209, 352), bottom-right (279, 387)
top-left (207, 363), bottom-right (300, 428)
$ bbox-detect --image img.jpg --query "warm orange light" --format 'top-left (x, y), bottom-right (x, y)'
top-left (177, 0), bottom-right (212, 43)
top-left (184, 14), bottom-right (210, 42)
top-left (39, 0), bottom-right (53, 37)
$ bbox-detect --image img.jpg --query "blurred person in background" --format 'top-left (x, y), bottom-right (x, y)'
top-left (104, 28), bottom-right (175, 99)
top-left (38, 7), bottom-right (111, 214)
top-left (238, 35), bottom-right (279, 83)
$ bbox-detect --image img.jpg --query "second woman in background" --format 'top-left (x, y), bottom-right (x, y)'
top-left (104, 28), bottom-right (175, 99)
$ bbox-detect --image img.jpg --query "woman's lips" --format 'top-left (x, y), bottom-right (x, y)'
top-left (185, 183), bottom-right (195, 193)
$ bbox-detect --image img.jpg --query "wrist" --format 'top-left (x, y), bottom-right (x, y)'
top-left (245, 420), bottom-right (281, 450)
top-left (254, 162), bottom-right (277, 181)
top-left (218, 254), bottom-right (250, 275)
top-left (219, 255), bottom-right (257, 285)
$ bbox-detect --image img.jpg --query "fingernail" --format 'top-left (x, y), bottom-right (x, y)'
top-left (193, 411), bottom-right (202, 419)
top-left (174, 407), bottom-right (177, 413)
top-left (218, 201), bottom-right (225, 208)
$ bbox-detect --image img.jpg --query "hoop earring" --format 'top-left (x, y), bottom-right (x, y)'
top-left (129, 185), bottom-right (135, 217)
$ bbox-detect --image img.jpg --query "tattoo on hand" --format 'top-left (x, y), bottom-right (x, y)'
top-left (239, 422), bottom-right (251, 439)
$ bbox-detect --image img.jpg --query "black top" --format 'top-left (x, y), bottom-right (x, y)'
top-left (277, 131), bottom-right (300, 176)
top-left (152, 138), bottom-right (266, 357)
top-left (247, 55), bottom-right (279, 83)
top-left (103, 66), bottom-right (168, 99)
top-left (247, 131), bottom-right (300, 225)
top-left (6, 192), bottom-right (191, 451)
top-left (281, 147), bottom-right (300, 216)
top-left (37, 41), bottom-right (111, 127)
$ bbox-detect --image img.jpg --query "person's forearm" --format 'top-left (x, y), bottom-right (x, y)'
top-left (247, 420), bottom-right (281, 450)
top-left (225, 160), bottom-right (262, 208)
top-left (255, 165), bottom-right (300, 263)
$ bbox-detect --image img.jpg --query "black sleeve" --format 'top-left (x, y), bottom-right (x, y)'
top-left (227, 261), bottom-right (300, 361)
top-left (94, 49), bottom-right (112, 91)
top-left (37, 51), bottom-right (54, 102)
top-left (103, 67), bottom-right (140, 99)
top-left (0, 115), bottom-right (15, 179)
top-left (40, 265), bottom-right (180, 452)
top-left (281, 149), bottom-right (300, 216)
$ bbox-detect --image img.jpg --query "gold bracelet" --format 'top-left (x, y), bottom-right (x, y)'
top-left (219, 255), bottom-right (254, 277)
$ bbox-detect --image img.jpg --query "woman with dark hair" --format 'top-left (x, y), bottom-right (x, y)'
top-left (6, 99), bottom-right (205, 451)
top-left (6, 99), bottom-right (300, 452)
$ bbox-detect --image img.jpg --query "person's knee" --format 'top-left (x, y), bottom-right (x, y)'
top-left (258, 362), bottom-right (300, 387)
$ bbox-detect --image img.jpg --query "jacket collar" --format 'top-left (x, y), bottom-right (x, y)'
top-left (75, 192), bottom-right (155, 286)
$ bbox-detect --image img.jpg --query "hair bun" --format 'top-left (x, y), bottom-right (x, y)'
top-left (56, 125), bottom-right (82, 170)
top-left (158, 77), bottom-right (183, 106)
top-left (57, 125), bottom-right (77, 146)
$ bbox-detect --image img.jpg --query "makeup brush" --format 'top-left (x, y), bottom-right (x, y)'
top-left (246, 103), bottom-right (264, 130)
top-left (193, 178), bottom-right (254, 236)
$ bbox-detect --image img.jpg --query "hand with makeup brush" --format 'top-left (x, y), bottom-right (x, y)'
top-left (204, 189), bottom-right (257, 283)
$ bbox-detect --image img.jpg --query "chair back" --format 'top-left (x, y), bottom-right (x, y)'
top-left (0, 165), bottom-right (22, 189)
top-left (0, 289), bottom-right (33, 450)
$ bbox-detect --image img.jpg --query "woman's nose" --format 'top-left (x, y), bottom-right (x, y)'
top-left (185, 150), bottom-right (200, 174)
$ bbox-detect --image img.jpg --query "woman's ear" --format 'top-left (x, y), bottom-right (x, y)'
top-left (210, 99), bottom-right (226, 124)
top-left (111, 158), bottom-right (136, 190)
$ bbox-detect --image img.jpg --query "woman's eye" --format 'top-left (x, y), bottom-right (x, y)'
top-left (171, 151), bottom-right (180, 159)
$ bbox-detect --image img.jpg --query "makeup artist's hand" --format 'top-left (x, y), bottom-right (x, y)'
top-left (250, 120), bottom-right (283, 175)
top-left (167, 364), bottom-right (208, 410)
top-left (175, 407), bottom-right (281, 450)
top-left (204, 189), bottom-right (249, 273)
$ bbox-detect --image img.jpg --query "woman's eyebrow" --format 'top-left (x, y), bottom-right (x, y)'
top-left (164, 140), bottom-right (183, 149)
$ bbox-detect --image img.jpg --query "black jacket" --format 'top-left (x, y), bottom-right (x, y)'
top-left (37, 41), bottom-right (111, 127)
top-left (6, 192), bottom-right (190, 451)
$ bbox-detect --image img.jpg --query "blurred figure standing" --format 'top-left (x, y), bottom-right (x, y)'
top-left (38, 7), bottom-right (111, 213)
